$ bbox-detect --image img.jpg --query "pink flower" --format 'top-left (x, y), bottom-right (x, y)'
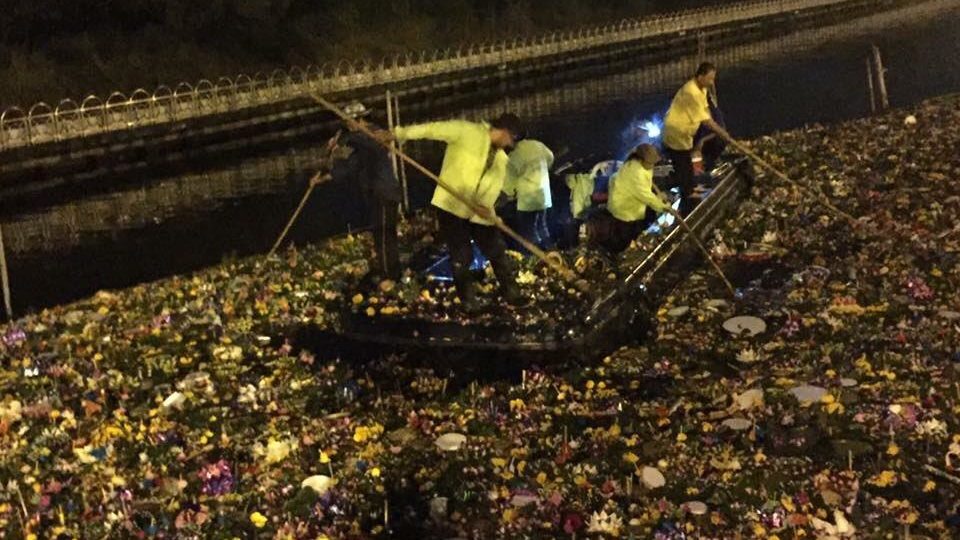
top-left (563, 513), bottom-right (584, 534)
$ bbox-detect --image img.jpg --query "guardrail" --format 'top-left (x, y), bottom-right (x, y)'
top-left (0, 0), bottom-right (848, 150)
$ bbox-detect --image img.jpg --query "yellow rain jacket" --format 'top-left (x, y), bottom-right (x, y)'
top-left (607, 160), bottom-right (670, 222)
top-left (504, 140), bottom-right (555, 212)
top-left (663, 79), bottom-right (712, 152)
top-left (566, 173), bottom-right (595, 219)
top-left (395, 120), bottom-right (507, 226)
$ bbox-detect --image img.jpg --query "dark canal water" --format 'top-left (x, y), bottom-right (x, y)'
top-left (2, 0), bottom-right (959, 315)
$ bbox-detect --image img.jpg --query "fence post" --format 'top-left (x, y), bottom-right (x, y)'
top-left (0, 223), bottom-right (12, 321)
top-left (385, 89), bottom-right (399, 179)
top-left (393, 93), bottom-right (410, 214)
top-left (871, 45), bottom-right (889, 111)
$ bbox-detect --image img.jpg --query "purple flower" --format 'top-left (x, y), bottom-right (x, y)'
top-left (2, 327), bottom-right (26, 348)
top-left (198, 459), bottom-right (235, 496)
top-left (905, 277), bottom-right (934, 301)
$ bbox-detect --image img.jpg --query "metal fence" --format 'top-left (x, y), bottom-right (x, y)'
top-left (0, 0), bottom-right (849, 150)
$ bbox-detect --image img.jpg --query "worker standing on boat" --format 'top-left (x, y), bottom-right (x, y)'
top-left (662, 62), bottom-right (732, 216)
top-left (503, 138), bottom-right (556, 251)
top-left (591, 144), bottom-right (675, 254)
top-left (392, 114), bottom-right (525, 312)
top-left (315, 102), bottom-right (402, 284)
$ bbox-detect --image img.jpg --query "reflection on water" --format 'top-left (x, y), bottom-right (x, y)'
top-left (3, 0), bottom-right (960, 313)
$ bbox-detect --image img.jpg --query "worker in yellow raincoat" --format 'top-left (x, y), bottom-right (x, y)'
top-left (503, 139), bottom-right (556, 251)
top-left (393, 114), bottom-right (524, 312)
top-left (591, 144), bottom-right (676, 254)
top-left (662, 62), bottom-right (732, 216)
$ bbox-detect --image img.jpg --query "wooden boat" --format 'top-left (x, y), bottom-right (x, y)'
top-left (299, 155), bottom-right (755, 364)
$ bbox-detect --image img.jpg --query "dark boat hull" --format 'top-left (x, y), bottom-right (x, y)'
top-left (298, 157), bottom-right (754, 365)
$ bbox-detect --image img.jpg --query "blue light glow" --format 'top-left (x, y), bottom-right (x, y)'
top-left (641, 120), bottom-right (662, 139)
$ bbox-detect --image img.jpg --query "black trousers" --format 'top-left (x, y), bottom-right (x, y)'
top-left (437, 209), bottom-right (516, 301)
top-left (370, 199), bottom-right (400, 281)
top-left (588, 208), bottom-right (657, 254)
top-left (512, 210), bottom-right (552, 252)
top-left (663, 146), bottom-right (697, 217)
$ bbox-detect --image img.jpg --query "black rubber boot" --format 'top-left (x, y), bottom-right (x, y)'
top-left (453, 268), bottom-right (481, 314)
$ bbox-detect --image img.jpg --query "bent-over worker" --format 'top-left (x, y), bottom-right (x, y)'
top-left (393, 114), bottom-right (524, 313)
top-left (317, 102), bottom-right (402, 283)
top-left (591, 144), bottom-right (675, 254)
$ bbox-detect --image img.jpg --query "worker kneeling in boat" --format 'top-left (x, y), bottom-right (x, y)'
top-left (315, 102), bottom-right (402, 284)
top-left (503, 138), bottom-right (556, 251)
top-left (590, 144), bottom-right (675, 254)
top-left (393, 114), bottom-right (524, 312)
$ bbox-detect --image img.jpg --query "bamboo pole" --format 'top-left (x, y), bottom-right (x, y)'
top-left (393, 94), bottom-right (411, 214)
top-left (866, 56), bottom-right (877, 114)
top-left (310, 93), bottom-right (587, 292)
top-left (267, 172), bottom-right (323, 258)
top-left (872, 45), bottom-right (889, 111)
top-left (385, 90), bottom-right (399, 179)
top-left (717, 132), bottom-right (859, 225)
top-left (651, 185), bottom-right (736, 298)
top-left (0, 223), bottom-right (12, 321)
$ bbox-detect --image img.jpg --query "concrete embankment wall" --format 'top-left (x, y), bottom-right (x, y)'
top-left (0, 0), bottom-right (894, 203)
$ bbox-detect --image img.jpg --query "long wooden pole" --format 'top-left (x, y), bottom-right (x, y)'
top-left (267, 172), bottom-right (322, 258)
top-left (393, 94), bottom-right (411, 214)
top-left (872, 45), bottom-right (890, 111)
top-left (310, 93), bottom-right (586, 291)
top-left (866, 56), bottom-right (877, 114)
top-left (0, 223), bottom-right (12, 320)
top-left (717, 133), bottom-right (858, 225)
top-left (385, 90), bottom-right (399, 179)
top-left (651, 185), bottom-right (736, 298)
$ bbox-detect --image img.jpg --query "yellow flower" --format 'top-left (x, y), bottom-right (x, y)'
top-left (352, 294), bottom-right (364, 305)
top-left (250, 511), bottom-right (268, 528)
top-left (923, 480), bottom-right (936, 492)
top-left (887, 443), bottom-right (900, 456)
top-left (320, 451), bottom-right (331, 464)
top-left (265, 439), bottom-right (293, 464)
top-left (676, 432), bottom-right (688, 443)
top-left (623, 452), bottom-right (640, 464)
top-left (574, 475), bottom-right (588, 487)
top-left (509, 399), bottom-right (526, 412)
top-left (702, 422), bottom-right (714, 433)
top-left (491, 457), bottom-right (507, 468)
top-left (868, 470), bottom-right (898, 488)
top-left (502, 508), bottom-right (517, 524)
top-left (369, 467), bottom-right (381, 478)
top-left (536, 472), bottom-right (548, 485)
top-left (586, 380), bottom-right (596, 390)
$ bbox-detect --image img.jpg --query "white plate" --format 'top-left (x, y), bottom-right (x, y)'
top-left (790, 385), bottom-right (827, 403)
top-left (435, 433), bottom-right (467, 452)
top-left (686, 501), bottom-right (708, 515)
top-left (723, 316), bottom-right (767, 337)
top-left (641, 466), bottom-right (666, 489)
top-left (722, 417), bottom-right (753, 431)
